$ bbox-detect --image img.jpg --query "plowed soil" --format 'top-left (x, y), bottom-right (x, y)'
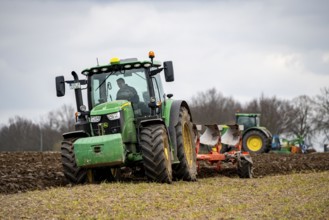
top-left (1, 151), bottom-right (329, 194)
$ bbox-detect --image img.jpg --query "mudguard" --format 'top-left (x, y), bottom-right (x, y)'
top-left (244, 127), bottom-right (272, 139)
top-left (138, 118), bottom-right (166, 128)
top-left (257, 127), bottom-right (273, 139)
top-left (166, 100), bottom-right (193, 162)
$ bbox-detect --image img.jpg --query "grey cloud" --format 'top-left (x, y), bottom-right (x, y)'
top-left (0, 0), bottom-right (329, 124)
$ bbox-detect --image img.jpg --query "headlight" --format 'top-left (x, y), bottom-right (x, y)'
top-left (90, 116), bottom-right (101, 123)
top-left (80, 105), bottom-right (87, 112)
top-left (107, 112), bottom-right (120, 120)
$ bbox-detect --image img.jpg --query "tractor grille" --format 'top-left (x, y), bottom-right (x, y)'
top-left (91, 116), bottom-right (121, 136)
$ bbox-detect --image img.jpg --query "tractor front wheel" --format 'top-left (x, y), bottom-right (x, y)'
top-left (173, 107), bottom-right (197, 181)
top-left (140, 124), bottom-right (172, 183)
top-left (61, 139), bottom-right (87, 184)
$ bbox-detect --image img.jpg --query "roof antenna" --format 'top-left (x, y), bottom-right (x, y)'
top-left (96, 58), bottom-right (99, 66)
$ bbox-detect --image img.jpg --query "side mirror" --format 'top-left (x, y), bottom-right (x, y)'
top-left (163, 61), bottom-right (174, 82)
top-left (55, 76), bottom-right (65, 97)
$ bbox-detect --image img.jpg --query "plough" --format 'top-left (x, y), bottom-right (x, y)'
top-left (194, 124), bottom-right (253, 178)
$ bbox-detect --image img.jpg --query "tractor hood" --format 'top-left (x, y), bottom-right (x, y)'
top-left (90, 100), bottom-right (131, 115)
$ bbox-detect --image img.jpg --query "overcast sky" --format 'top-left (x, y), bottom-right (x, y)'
top-left (0, 0), bottom-right (329, 126)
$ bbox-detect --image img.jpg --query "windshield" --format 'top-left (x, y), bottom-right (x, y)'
top-left (90, 68), bottom-right (149, 108)
top-left (237, 116), bottom-right (257, 129)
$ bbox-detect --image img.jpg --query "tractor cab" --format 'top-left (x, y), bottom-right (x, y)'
top-left (56, 52), bottom-right (174, 135)
top-left (235, 113), bottom-right (260, 130)
top-left (88, 60), bottom-right (160, 117)
top-left (57, 53), bottom-right (173, 114)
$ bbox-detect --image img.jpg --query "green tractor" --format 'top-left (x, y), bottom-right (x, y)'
top-left (55, 51), bottom-right (197, 184)
top-left (235, 113), bottom-right (272, 153)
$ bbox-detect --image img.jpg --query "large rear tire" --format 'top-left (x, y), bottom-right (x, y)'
top-left (173, 107), bottom-right (197, 181)
top-left (242, 130), bottom-right (268, 153)
top-left (140, 124), bottom-right (172, 183)
top-left (61, 139), bottom-right (87, 184)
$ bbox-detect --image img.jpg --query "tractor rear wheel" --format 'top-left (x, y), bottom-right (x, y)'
top-left (237, 157), bottom-right (253, 178)
top-left (140, 124), bottom-right (172, 183)
top-left (173, 107), bottom-right (197, 181)
top-left (61, 139), bottom-right (87, 184)
top-left (242, 130), bottom-right (268, 153)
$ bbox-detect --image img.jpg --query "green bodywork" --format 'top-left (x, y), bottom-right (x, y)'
top-left (75, 100), bottom-right (138, 167)
top-left (74, 96), bottom-right (177, 168)
top-left (91, 100), bottom-right (137, 143)
top-left (91, 100), bottom-right (131, 115)
top-left (74, 134), bottom-right (125, 167)
top-left (162, 99), bottom-right (173, 127)
top-left (161, 99), bottom-right (178, 162)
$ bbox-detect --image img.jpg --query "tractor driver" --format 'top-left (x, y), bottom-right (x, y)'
top-left (116, 78), bottom-right (139, 104)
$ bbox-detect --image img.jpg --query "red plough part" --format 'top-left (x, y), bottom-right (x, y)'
top-left (194, 124), bottom-right (253, 178)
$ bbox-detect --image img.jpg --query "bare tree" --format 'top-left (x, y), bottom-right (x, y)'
top-left (40, 104), bottom-right (76, 151)
top-left (243, 94), bottom-right (296, 134)
top-left (0, 116), bottom-right (39, 151)
top-left (290, 95), bottom-right (316, 140)
top-left (0, 104), bottom-right (75, 151)
top-left (190, 88), bottom-right (242, 124)
top-left (42, 104), bottom-right (75, 133)
top-left (314, 87), bottom-right (329, 142)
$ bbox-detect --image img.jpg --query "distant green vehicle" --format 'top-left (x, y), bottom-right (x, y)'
top-left (235, 113), bottom-right (272, 153)
top-left (55, 51), bottom-right (197, 184)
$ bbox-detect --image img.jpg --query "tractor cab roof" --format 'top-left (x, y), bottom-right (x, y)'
top-left (81, 58), bottom-right (162, 76)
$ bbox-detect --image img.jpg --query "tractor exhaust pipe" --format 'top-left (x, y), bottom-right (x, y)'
top-left (71, 71), bottom-right (84, 112)
top-left (71, 71), bottom-right (89, 132)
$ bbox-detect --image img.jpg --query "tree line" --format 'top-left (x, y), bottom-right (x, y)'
top-left (0, 105), bottom-right (75, 151)
top-left (1, 87), bottom-right (329, 151)
top-left (190, 87), bottom-right (329, 147)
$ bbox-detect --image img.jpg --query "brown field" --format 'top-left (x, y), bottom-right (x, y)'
top-left (1, 151), bottom-right (329, 194)
top-left (0, 152), bottom-right (329, 219)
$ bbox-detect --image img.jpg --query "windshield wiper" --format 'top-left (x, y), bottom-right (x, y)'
top-left (96, 71), bottom-right (114, 91)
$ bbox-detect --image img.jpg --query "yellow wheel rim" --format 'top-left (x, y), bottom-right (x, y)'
top-left (247, 135), bottom-right (263, 152)
top-left (182, 123), bottom-right (193, 166)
